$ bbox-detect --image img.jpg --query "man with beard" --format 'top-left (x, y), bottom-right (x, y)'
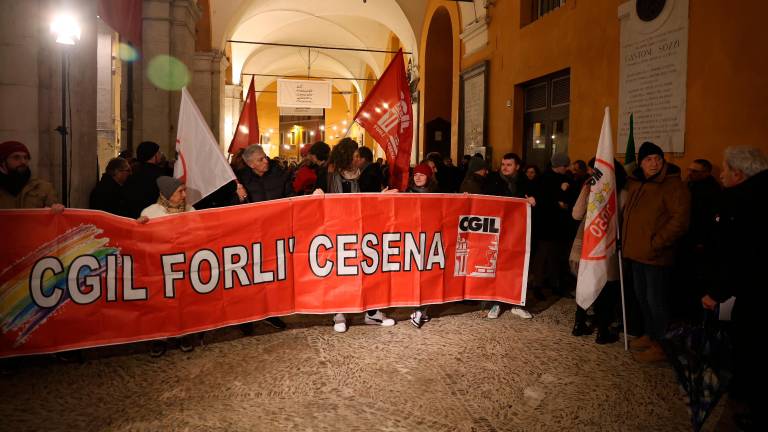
top-left (0, 141), bottom-right (63, 211)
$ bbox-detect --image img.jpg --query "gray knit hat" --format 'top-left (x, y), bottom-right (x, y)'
top-left (467, 156), bottom-right (488, 174)
top-left (550, 152), bottom-right (571, 168)
top-left (156, 176), bottom-right (183, 199)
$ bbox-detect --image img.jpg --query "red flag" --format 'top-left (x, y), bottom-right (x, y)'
top-left (352, 49), bottom-right (413, 191)
top-left (228, 79), bottom-right (260, 154)
top-left (97, 0), bottom-right (142, 46)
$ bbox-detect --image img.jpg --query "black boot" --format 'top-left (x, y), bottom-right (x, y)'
top-left (595, 328), bottom-right (619, 344)
top-left (572, 306), bottom-right (593, 336)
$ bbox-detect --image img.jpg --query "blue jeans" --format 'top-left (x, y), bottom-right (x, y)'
top-left (630, 261), bottom-right (671, 341)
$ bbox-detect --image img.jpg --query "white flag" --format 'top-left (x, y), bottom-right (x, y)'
top-left (175, 87), bottom-right (236, 205)
top-left (576, 107), bottom-right (618, 309)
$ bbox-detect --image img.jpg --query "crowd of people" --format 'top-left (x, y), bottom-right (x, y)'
top-left (1, 138), bottom-right (765, 427)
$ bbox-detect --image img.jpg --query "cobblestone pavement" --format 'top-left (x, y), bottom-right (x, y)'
top-left (1, 299), bottom-right (705, 431)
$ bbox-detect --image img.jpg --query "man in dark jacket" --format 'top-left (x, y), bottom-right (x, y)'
top-left (486, 153), bottom-right (530, 198)
top-left (124, 141), bottom-right (170, 218)
top-left (235, 144), bottom-right (292, 331)
top-left (530, 152), bottom-right (575, 299)
top-left (673, 159), bottom-right (721, 320)
top-left (701, 146), bottom-right (768, 429)
top-left (89, 157), bottom-right (132, 217)
top-left (459, 156), bottom-right (488, 194)
top-left (622, 142), bottom-right (690, 363)
top-left (353, 146), bottom-right (383, 192)
top-left (237, 144), bottom-right (293, 202)
top-left (484, 152), bottom-right (535, 320)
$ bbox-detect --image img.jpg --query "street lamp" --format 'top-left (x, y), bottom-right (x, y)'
top-left (50, 12), bottom-right (81, 207)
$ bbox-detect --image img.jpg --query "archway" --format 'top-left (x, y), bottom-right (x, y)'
top-left (423, 7), bottom-right (453, 160)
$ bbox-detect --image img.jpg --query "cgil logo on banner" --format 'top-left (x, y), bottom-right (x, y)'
top-left (455, 215), bottom-right (501, 278)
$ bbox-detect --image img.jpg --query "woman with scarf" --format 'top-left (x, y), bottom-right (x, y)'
top-left (322, 138), bottom-right (397, 332)
top-left (138, 176), bottom-right (196, 355)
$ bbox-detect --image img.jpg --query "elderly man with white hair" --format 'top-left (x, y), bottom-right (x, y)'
top-left (235, 144), bottom-right (293, 331)
top-left (701, 146), bottom-right (768, 430)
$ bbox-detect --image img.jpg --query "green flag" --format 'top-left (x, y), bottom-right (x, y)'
top-left (625, 113), bottom-right (636, 165)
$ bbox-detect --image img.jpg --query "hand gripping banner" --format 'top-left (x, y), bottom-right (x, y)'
top-left (0, 194), bottom-right (530, 358)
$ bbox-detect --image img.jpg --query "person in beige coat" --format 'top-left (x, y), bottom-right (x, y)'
top-left (0, 141), bottom-right (63, 212)
top-left (621, 142), bottom-right (690, 362)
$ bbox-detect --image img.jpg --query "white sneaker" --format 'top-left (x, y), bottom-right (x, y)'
top-left (333, 313), bottom-right (347, 333)
top-left (509, 306), bottom-right (533, 319)
top-left (487, 304), bottom-right (501, 319)
top-left (364, 310), bottom-right (396, 326)
top-left (410, 310), bottom-right (424, 329)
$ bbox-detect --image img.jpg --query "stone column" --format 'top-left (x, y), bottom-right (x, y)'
top-left (138, 0), bottom-right (200, 157)
top-left (190, 50), bottom-right (227, 145)
top-left (223, 84), bottom-right (243, 153)
top-left (0, 0), bottom-right (97, 208)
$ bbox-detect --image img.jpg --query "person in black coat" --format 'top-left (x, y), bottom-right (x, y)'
top-left (234, 144), bottom-right (293, 331)
top-left (353, 146), bottom-right (383, 192)
top-left (530, 153), bottom-right (575, 299)
top-left (237, 145), bottom-right (293, 203)
top-left (701, 146), bottom-right (768, 430)
top-left (123, 141), bottom-right (170, 218)
top-left (89, 157), bottom-right (132, 217)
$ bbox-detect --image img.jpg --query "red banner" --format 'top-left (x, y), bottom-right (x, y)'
top-left (98, 0), bottom-right (142, 46)
top-left (228, 79), bottom-right (259, 154)
top-left (0, 195), bottom-right (530, 358)
top-left (352, 49), bottom-right (413, 191)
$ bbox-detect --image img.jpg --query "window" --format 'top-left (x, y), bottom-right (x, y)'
top-left (522, 0), bottom-right (566, 26)
top-left (535, 0), bottom-right (566, 19)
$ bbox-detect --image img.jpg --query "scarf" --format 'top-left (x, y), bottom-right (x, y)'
top-left (156, 194), bottom-right (187, 214)
top-left (330, 169), bottom-right (361, 194)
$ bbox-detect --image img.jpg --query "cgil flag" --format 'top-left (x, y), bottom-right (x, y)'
top-left (352, 49), bottom-right (413, 191)
top-left (228, 79), bottom-right (259, 155)
top-left (175, 87), bottom-right (236, 205)
top-left (576, 107), bottom-right (619, 309)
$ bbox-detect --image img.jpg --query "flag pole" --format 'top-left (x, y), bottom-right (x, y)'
top-left (617, 227), bottom-right (629, 352)
top-left (614, 154), bottom-right (629, 352)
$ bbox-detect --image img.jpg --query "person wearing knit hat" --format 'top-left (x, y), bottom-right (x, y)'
top-left (408, 162), bottom-right (436, 194)
top-left (529, 151), bottom-right (575, 301)
top-left (637, 141), bottom-right (664, 164)
top-left (137, 176), bottom-right (194, 220)
top-left (460, 156), bottom-right (489, 194)
top-left (622, 140), bottom-right (690, 363)
top-left (0, 140), bottom-right (61, 210)
top-left (407, 161), bottom-right (438, 328)
top-left (136, 141), bottom-right (161, 163)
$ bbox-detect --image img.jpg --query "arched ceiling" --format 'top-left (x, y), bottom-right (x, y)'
top-left (210, 0), bottom-right (426, 96)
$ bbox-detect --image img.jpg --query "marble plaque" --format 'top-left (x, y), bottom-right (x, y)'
top-left (461, 62), bottom-right (487, 156)
top-left (617, 0), bottom-right (689, 153)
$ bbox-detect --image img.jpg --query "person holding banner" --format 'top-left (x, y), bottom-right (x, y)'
top-left (324, 138), bottom-right (396, 332)
top-left (138, 176), bottom-right (196, 354)
top-left (237, 145), bottom-right (293, 203)
top-left (235, 144), bottom-right (291, 331)
top-left (408, 163), bottom-right (437, 328)
top-left (485, 153), bottom-right (535, 320)
top-left (0, 140), bottom-right (63, 212)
